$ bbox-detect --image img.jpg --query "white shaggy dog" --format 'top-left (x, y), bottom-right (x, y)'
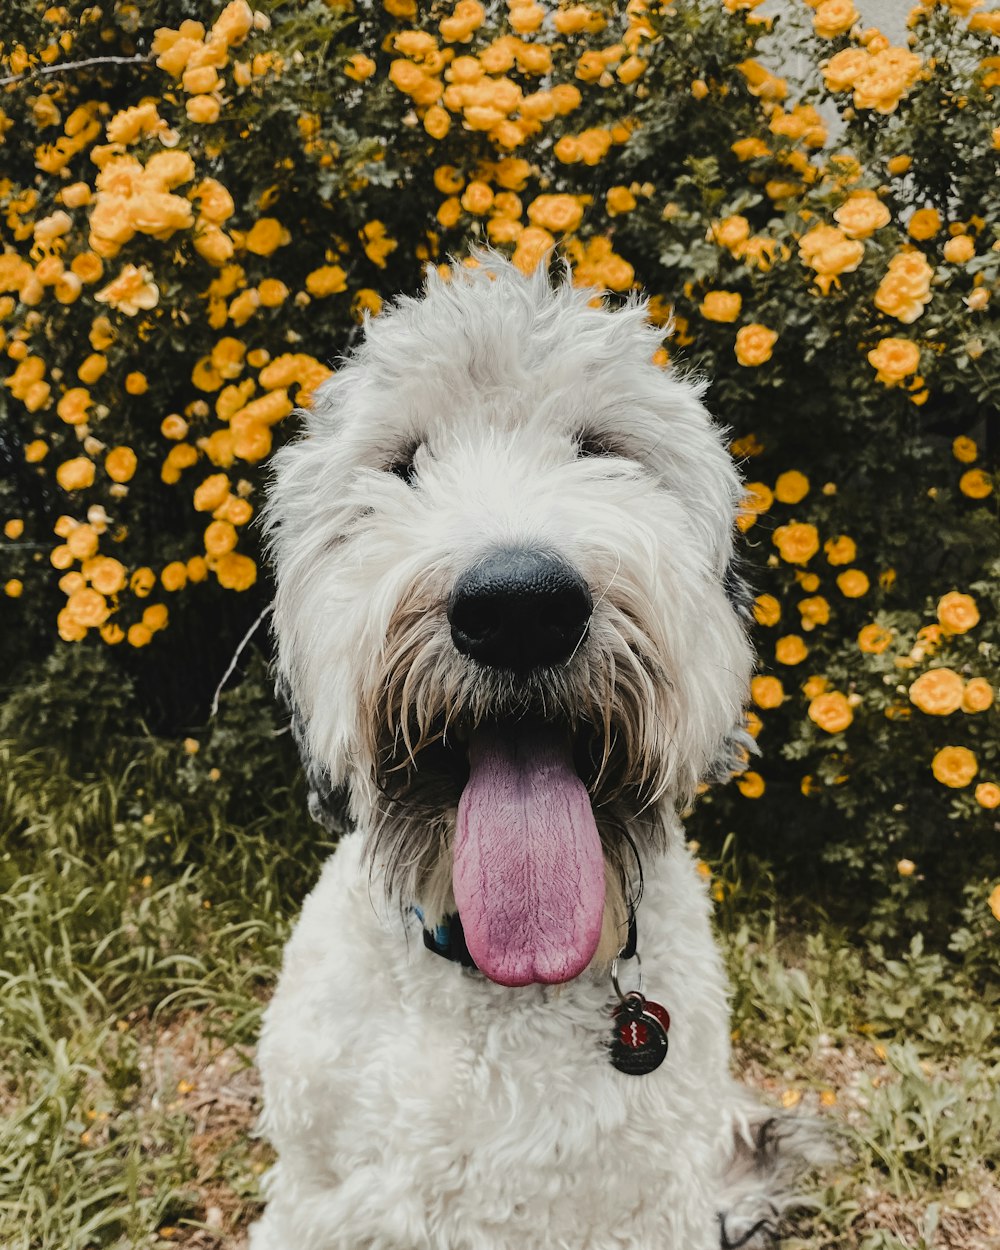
top-left (251, 257), bottom-right (817, 1250)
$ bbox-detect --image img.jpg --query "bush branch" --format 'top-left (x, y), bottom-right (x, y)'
top-left (0, 54), bottom-right (153, 88)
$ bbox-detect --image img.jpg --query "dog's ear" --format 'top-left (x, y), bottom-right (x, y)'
top-left (722, 552), bottom-right (754, 621)
top-left (290, 704), bottom-right (354, 835)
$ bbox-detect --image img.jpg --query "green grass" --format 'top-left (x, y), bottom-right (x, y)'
top-left (1, 738), bottom-right (996, 1250)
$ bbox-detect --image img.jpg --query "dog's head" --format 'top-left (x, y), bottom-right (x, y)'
top-left (266, 257), bottom-right (752, 985)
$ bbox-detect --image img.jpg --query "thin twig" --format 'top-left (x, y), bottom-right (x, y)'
top-left (209, 603), bottom-right (273, 719)
top-left (0, 54), bottom-right (152, 88)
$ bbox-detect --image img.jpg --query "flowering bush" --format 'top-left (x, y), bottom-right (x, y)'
top-left (1, 0), bottom-right (997, 931)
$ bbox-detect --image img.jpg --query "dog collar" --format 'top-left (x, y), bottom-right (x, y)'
top-left (414, 906), bottom-right (478, 969)
top-left (416, 907), bottom-right (667, 1074)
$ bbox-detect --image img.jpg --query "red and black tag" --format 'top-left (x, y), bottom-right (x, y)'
top-left (610, 992), bottom-right (670, 1076)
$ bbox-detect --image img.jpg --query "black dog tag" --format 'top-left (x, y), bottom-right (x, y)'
top-left (610, 992), bottom-right (670, 1076)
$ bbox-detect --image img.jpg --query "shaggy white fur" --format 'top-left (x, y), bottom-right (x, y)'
top-left (251, 258), bottom-right (821, 1250)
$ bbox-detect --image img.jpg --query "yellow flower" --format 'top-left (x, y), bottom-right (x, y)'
top-left (858, 623), bottom-right (892, 654)
top-left (67, 525), bottom-right (98, 560)
top-left (737, 771), bottom-right (765, 798)
top-left (798, 595), bottom-right (830, 628)
top-left (943, 235), bottom-right (974, 264)
top-left (775, 635), bottom-right (808, 665)
top-left (867, 338), bottom-right (919, 386)
top-left (161, 562), bottom-right (188, 592)
top-left (991, 884), bottom-right (1000, 922)
top-left (25, 440), bottom-right (49, 462)
top-left (142, 603), bottom-right (169, 632)
top-left (907, 207), bottom-right (941, 241)
top-left (962, 678), bottom-right (995, 714)
top-left (798, 224), bottom-right (864, 294)
top-left (306, 265), bottom-right (348, 298)
top-left (433, 166), bottom-right (464, 195)
top-left (127, 623), bottom-right (153, 648)
top-left (527, 194), bottom-right (583, 234)
top-left (360, 220), bottom-right (398, 268)
top-left (734, 324), bottom-right (777, 367)
top-left (204, 519), bottom-right (237, 556)
top-left (822, 535), bottom-right (855, 566)
top-left (896, 858), bottom-right (915, 877)
top-left (909, 668), bottom-right (965, 715)
top-left (512, 226), bottom-right (555, 275)
top-left (712, 216), bottom-right (750, 253)
top-left (773, 522), bottom-right (819, 565)
top-left (56, 457), bottom-right (95, 491)
top-left (461, 181), bottom-right (494, 215)
top-left (833, 189), bottom-right (890, 239)
top-left (753, 594), bottom-right (781, 627)
top-left (345, 53), bottom-right (377, 82)
top-left (737, 59), bottom-right (787, 102)
top-left (213, 0), bottom-right (254, 46)
top-left (95, 264), bottom-right (159, 316)
top-left (931, 746), bottom-right (977, 788)
top-left (813, 0), bottom-right (859, 37)
top-left (774, 471), bottom-right (808, 504)
top-left (56, 388), bottom-right (92, 425)
top-left (258, 279), bottom-right (289, 307)
top-left (186, 95), bottom-right (221, 124)
top-left (5, 579), bottom-right (23, 598)
top-left (130, 567), bottom-right (156, 597)
top-left (71, 253), bottom-right (104, 284)
top-left (424, 106), bottom-right (450, 140)
top-left (731, 137), bottom-right (769, 161)
top-left (214, 551), bottom-right (257, 590)
top-left (700, 291), bottom-right (742, 322)
top-left (66, 586), bottom-right (109, 627)
top-left (960, 469), bottom-right (993, 499)
top-left (161, 414), bottom-right (189, 441)
top-left (194, 473), bottom-right (231, 512)
top-left (874, 252), bottom-right (933, 324)
top-left (105, 447), bottom-right (137, 483)
top-left (606, 186), bottom-right (637, 216)
top-left (88, 557), bottom-right (126, 595)
top-left (808, 691), bottom-right (853, 733)
top-left (4, 519), bottom-right (24, 539)
top-left (245, 218), bottom-right (288, 256)
top-left (975, 783), bottom-right (1000, 810)
top-left (836, 568), bottom-right (869, 598)
top-left (751, 675), bottom-right (785, 709)
top-left (802, 675), bottom-right (828, 700)
top-left (937, 591), bottom-right (979, 635)
top-left (57, 607), bottom-right (88, 641)
top-left (78, 354), bottom-right (107, 385)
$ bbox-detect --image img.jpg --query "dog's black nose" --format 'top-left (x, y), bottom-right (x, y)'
top-left (449, 549), bottom-right (593, 672)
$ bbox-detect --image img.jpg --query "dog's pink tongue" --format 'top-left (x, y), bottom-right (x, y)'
top-left (453, 724), bottom-right (605, 987)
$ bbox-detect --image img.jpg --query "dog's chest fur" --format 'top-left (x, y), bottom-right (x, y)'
top-left (253, 831), bottom-right (747, 1250)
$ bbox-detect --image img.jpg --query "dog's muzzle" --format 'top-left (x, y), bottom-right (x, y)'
top-left (448, 547), bottom-right (593, 671)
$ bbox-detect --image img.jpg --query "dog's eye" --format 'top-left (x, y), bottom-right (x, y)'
top-left (577, 433), bottom-right (622, 459)
top-left (386, 443), bottom-right (421, 485)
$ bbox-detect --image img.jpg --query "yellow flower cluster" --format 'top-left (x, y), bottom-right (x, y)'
top-left (153, 2), bottom-right (264, 125)
top-left (798, 224), bottom-right (865, 294)
top-left (874, 251), bottom-right (934, 323)
top-left (823, 39), bottom-right (924, 114)
top-left (909, 668), bottom-right (994, 716)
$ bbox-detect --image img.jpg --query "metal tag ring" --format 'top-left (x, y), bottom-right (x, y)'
top-left (610, 951), bottom-right (642, 1003)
